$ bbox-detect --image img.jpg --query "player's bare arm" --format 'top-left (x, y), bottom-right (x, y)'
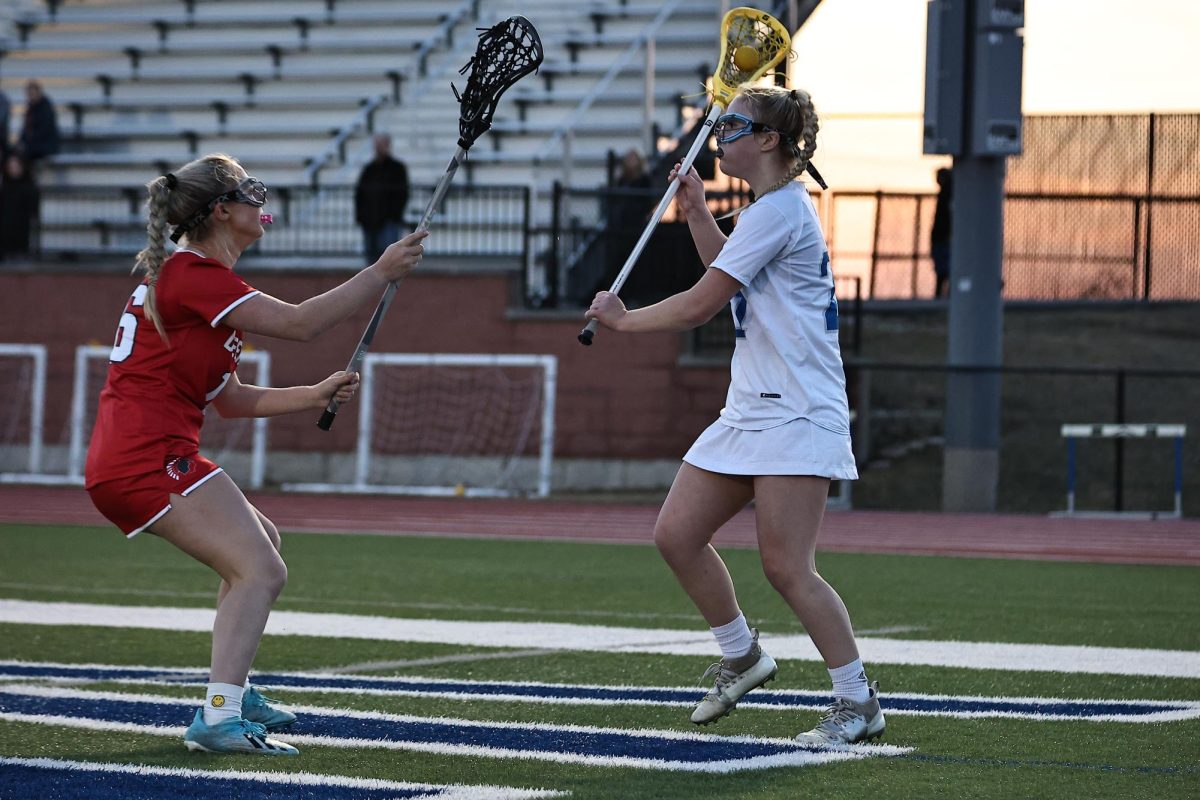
top-left (587, 267), bottom-right (743, 334)
top-left (223, 231), bottom-right (428, 341)
top-left (669, 162), bottom-right (727, 266)
top-left (211, 369), bottom-right (360, 418)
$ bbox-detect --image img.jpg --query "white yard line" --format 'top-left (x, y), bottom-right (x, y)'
top-left (0, 599), bottom-right (1197, 677)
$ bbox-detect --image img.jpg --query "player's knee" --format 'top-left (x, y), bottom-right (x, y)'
top-left (653, 522), bottom-right (699, 565)
top-left (255, 555), bottom-right (288, 598)
top-left (261, 517), bottom-right (281, 552)
top-left (760, 557), bottom-right (816, 597)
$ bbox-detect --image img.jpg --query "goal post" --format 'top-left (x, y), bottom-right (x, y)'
top-left (284, 353), bottom-right (558, 498)
top-left (65, 344), bottom-right (271, 488)
top-left (0, 343), bottom-right (47, 481)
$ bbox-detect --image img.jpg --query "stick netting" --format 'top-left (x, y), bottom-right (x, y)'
top-left (454, 16), bottom-right (544, 149)
top-left (360, 359), bottom-right (551, 496)
top-left (712, 9), bottom-right (791, 106)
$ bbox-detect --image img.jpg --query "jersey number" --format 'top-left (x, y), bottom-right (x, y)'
top-left (821, 252), bottom-right (839, 333)
top-left (109, 285), bottom-right (148, 363)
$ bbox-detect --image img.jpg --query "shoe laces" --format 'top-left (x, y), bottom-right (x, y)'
top-left (699, 660), bottom-right (740, 692)
top-left (246, 686), bottom-right (282, 706)
top-left (815, 697), bottom-right (862, 733)
top-left (236, 718), bottom-right (270, 737)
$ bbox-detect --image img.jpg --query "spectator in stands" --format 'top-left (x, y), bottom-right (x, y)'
top-left (0, 89), bottom-right (11, 162)
top-left (354, 133), bottom-right (410, 266)
top-left (0, 155), bottom-right (38, 259)
top-left (18, 81), bottom-right (60, 164)
top-left (84, 153), bottom-right (428, 756)
top-left (600, 147), bottom-right (654, 294)
top-left (931, 167), bottom-right (952, 298)
top-left (586, 86), bottom-right (883, 747)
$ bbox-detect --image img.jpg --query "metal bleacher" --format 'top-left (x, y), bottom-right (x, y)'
top-left (15, 0), bottom-right (726, 263)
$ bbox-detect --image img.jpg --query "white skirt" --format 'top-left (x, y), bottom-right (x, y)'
top-left (683, 417), bottom-right (859, 480)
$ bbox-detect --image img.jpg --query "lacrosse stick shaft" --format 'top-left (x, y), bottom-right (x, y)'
top-left (578, 103), bottom-right (725, 345)
top-left (317, 147), bottom-right (468, 431)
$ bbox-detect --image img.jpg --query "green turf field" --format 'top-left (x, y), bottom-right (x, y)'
top-left (1, 522), bottom-right (1197, 799)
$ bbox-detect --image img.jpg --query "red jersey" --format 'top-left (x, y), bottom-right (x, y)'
top-left (85, 250), bottom-right (260, 488)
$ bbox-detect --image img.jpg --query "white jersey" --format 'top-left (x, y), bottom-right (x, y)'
top-left (709, 182), bottom-right (850, 433)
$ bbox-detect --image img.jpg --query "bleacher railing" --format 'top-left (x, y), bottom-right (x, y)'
top-left (37, 183), bottom-right (532, 265)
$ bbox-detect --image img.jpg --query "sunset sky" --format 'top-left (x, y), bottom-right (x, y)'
top-left (787, 0), bottom-right (1199, 190)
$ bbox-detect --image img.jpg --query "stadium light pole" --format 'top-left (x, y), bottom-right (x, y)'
top-left (923, 0), bottom-right (1024, 511)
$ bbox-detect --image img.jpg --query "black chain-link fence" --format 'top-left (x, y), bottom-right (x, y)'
top-left (846, 362), bottom-right (1200, 516)
top-left (835, 113), bottom-right (1200, 301)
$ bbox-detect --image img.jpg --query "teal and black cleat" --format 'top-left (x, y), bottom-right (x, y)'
top-left (183, 708), bottom-right (299, 755)
top-left (242, 685), bottom-right (297, 732)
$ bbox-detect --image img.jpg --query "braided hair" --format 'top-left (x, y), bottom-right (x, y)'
top-left (133, 154), bottom-right (242, 342)
top-left (737, 86), bottom-right (819, 197)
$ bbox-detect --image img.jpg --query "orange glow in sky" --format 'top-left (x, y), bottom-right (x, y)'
top-left (787, 0), bottom-right (1199, 191)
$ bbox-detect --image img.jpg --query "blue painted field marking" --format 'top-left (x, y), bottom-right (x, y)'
top-left (0, 756), bottom-right (564, 800)
top-left (0, 685), bottom-right (909, 773)
top-left (2, 660), bottom-right (1197, 724)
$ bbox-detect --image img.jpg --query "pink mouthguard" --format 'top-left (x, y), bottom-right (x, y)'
top-left (259, 213), bottom-right (274, 225)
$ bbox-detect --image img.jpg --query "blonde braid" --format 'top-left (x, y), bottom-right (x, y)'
top-left (133, 176), bottom-right (172, 343)
top-left (753, 88), bottom-right (819, 198)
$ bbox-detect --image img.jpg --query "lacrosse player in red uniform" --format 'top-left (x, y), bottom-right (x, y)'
top-left (85, 153), bottom-right (427, 755)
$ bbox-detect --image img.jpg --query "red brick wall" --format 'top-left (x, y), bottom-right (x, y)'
top-left (0, 269), bottom-right (729, 458)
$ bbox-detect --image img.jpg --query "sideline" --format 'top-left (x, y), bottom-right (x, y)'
top-left (2, 599), bottom-right (1198, 678)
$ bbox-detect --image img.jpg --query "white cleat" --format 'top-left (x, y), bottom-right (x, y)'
top-left (690, 629), bottom-right (778, 725)
top-left (795, 681), bottom-right (886, 746)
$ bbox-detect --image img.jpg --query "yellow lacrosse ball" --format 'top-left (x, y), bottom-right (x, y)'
top-left (733, 45), bottom-right (759, 71)
top-left (454, 483), bottom-right (467, 497)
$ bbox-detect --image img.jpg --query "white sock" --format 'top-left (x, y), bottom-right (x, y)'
top-left (828, 659), bottom-right (870, 703)
top-left (203, 682), bottom-right (244, 725)
top-left (711, 613), bottom-right (754, 660)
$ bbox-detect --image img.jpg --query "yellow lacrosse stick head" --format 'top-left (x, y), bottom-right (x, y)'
top-left (711, 7), bottom-right (792, 109)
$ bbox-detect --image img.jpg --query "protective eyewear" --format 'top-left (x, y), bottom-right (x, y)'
top-left (215, 176), bottom-right (268, 208)
top-left (170, 176), bottom-right (269, 243)
top-left (713, 112), bottom-right (783, 145)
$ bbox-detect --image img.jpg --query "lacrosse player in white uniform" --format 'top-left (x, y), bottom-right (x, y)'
top-left (586, 85), bottom-right (884, 746)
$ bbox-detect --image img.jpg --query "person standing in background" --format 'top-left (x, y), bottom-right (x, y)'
top-left (930, 167), bottom-right (952, 298)
top-left (354, 133), bottom-right (410, 266)
top-left (0, 155), bottom-right (38, 259)
top-left (18, 81), bottom-right (59, 164)
top-left (0, 89), bottom-right (11, 163)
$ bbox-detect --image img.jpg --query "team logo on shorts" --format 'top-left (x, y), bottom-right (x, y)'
top-left (165, 456), bottom-right (193, 481)
top-left (210, 695), bottom-right (225, 708)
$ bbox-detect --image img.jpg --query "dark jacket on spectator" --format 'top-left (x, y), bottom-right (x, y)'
top-left (354, 157), bottom-right (409, 229)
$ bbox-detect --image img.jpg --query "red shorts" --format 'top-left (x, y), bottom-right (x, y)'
top-left (87, 453), bottom-right (224, 537)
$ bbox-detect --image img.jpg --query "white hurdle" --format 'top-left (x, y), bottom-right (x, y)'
top-left (1059, 423), bottom-right (1186, 519)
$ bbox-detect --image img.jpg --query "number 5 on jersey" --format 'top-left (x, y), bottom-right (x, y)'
top-left (110, 285), bottom-right (148, 363)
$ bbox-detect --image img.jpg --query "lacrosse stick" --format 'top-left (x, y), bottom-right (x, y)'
top-left (578, 7), bottom-right (790, 346)
top-left (319, 16), bottom-right (543, 430)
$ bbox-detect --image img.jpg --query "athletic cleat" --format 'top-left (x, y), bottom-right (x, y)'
top-left (183, 708), bottom-right (299, 755)
top-left (242, 685), bottom-right (297, 731)
top-left (690, 629), bottom-right (778, 725)
top-left (795, 681), bottom-right (886, 746)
